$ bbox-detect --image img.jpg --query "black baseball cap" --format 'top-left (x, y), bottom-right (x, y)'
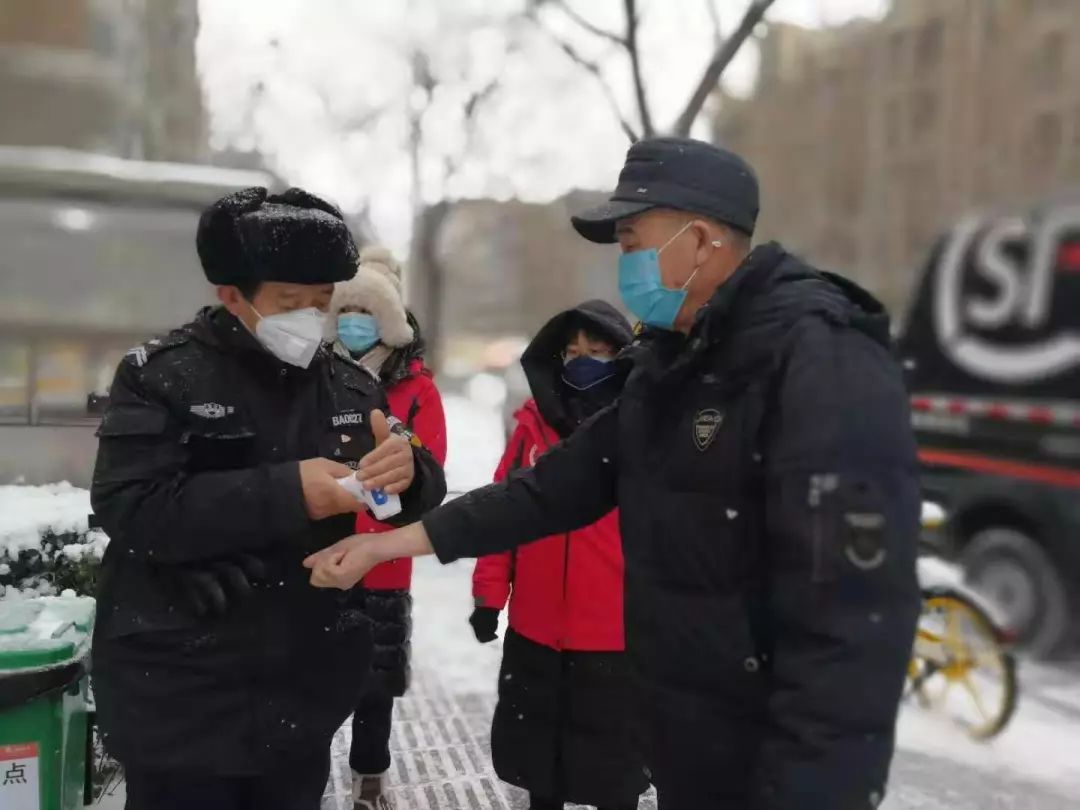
top-left (571, 137), bottom-right (759, 244)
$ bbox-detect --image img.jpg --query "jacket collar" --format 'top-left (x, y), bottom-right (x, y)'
top-left (691, 241), bottom-right (788, 348)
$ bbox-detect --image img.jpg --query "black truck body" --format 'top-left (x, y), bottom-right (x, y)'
top-left (898, 193), bottom-right (1080, 656)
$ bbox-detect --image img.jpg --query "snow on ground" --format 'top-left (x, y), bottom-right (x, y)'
top-left (442, 394), bottom-right (506, 497)
top-left (414, 393), bottom-right (509, 692)
top-left (411, 557), bottom-right (506, 696)
top-left (896, 558), bottom-right (1080, 800)
top-left (893, 658), bottom-right (1080, 803)
top-left (434, 391), bottom-right (514, 686)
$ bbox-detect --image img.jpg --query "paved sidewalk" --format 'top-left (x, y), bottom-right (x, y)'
top-left (321, 666), bottom-right (506, 809)
top-left (320, 663), bottom-right (657, 810)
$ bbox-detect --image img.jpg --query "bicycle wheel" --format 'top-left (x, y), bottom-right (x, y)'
top-left (908, 588), bottom-right (1018, 740)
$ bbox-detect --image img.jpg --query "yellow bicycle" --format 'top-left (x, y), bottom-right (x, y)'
top-left (907, 580), bottom-right (1019, 740)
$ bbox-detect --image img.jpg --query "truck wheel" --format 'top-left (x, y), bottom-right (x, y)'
top-left (961, 528), bottom-right (1071, 658)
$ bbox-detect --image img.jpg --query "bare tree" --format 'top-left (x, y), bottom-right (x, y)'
top-left (671, 0), bottom-right (775, 137)
top-left (532, 23), bottom-right (640, 142)
top-left (418, 0), bottom-right (776, 364)
top-left (622, 0), bottom-right (656, 138)
top-left (704, 0), bottom-right (723, 48)
top-left (404, 38), bottom-right (515, 366)
top-left (531, 0), bottom-right (776, 141)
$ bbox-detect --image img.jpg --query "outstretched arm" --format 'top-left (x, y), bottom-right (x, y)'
top-left (305, 403), bottom-right (621, 588)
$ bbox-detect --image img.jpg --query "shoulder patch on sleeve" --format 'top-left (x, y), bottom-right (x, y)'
top-left (123, 330), bottom-right (190, 368)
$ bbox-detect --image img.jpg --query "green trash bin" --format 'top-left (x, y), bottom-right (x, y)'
top-left (0, 595), bottom-right (94, 810)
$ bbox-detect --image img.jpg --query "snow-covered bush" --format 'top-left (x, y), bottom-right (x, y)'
top-left (0, 483), bottom-right (108, 598)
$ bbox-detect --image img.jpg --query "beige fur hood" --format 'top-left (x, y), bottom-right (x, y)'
top-left (327, 245), bottom-right (414, 347)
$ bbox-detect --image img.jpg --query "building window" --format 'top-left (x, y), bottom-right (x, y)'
top-left (32, 342), bottom-right (92, 424)
top-left (886, 98), bottom-right (904, 149)
top-left (0, 342), bottom-right (30, 425)
top-left (916, 19), bottom-right (944, 72)
top-left (911, 89), bottom-right (939, 135)
top-left (828, 168), bottom-right (863, 216)
top-left (982, 9), bottom-right (998, 43)
top-left (1034, 31), bottom-right (1066, 91)
top-left (1028, 111), bottom-right (1063, 172)
top-left (889, 30), bottom-right (906, 71)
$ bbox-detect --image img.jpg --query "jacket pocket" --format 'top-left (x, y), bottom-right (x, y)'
top-left (181, 425), bottom-right (257, 472)
top-left (96, 403), bottom-right (168, 437)
top-left (772, 470), bottom-right (890, 585)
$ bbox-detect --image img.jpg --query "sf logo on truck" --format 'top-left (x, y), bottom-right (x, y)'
top-left (934, 204), bottom-right (1080, 384)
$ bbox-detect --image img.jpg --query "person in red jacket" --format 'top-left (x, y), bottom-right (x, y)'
top-left (470, 300), bottom-right (646, 810)
top-left (329, 246), bottom-right (448, 808)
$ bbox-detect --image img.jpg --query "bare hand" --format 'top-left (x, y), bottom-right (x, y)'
top-left (303, 522), bottom-right (435, 590)
top-left (303, 535), bottom-right (377, 589)
top-left (358, 409), bottom-right (415, 495)
top-left (299, 458), bottom-right (360, 520)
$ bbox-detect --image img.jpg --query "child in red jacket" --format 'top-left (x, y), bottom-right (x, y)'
top-left (471, 300), bottom-right (646, 810)
top-left (330, 247), bottom-right (447, 807)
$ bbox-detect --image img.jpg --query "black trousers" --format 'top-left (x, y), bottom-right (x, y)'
top-left (123, 749), bottom-right (330, 810)
top-left (349, 689), bottom-right (394, 774)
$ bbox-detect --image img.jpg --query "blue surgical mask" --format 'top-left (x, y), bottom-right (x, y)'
top-left (618, 221), bottom-right (720, 330)
top-left (337, 313), bottom-right (380, 354)
top-left (562, 355), bottom-right (615, 390)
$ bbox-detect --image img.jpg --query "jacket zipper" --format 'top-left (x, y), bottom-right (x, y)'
top-left (561, 533), bottom-right (571, 599)
top-left (808, 473), bottom-right (837, 583)
top-left (560, 532), bottom-right (571, 649)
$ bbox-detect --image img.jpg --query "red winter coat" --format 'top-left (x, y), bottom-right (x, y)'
top-left (472, 399), bottom-right (625, 652)
top-left (359, 359), bottom-right (447, 591)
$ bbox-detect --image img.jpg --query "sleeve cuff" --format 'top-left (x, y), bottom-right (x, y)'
top-left (474, 592), bottom-right (510, 610)
top-left (394, 447), bottom-right (447, 526)
top-left (265, 461), bottom-right (310, 541)
top-left (395, 452), bottom-right (426, 522)
top-left (422, 507), bottom-right (467, 564)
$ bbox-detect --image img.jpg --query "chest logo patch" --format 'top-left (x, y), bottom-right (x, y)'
top-left (693, 408), bottom-right (724, 451)
top-left (332, 412), bottom-right (364, 428)
top-left (190, 403), bottom-right (233, 419)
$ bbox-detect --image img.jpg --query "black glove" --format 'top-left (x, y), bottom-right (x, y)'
top-left (175, 554), bottom-right (268, 617)
top-left (468, 606), bottom-right (499, 643)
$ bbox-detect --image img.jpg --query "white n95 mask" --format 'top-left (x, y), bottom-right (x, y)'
top-left (250, 306), bottom-right (327, 368)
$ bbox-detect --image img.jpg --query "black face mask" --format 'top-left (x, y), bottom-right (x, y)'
top-left (561, 356), bottom-right (616, 390)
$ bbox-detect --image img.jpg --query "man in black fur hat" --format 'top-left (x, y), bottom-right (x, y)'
top-left (89, 187), bottom-right (446, 809)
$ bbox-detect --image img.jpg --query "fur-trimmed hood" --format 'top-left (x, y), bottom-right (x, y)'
top-left (327, 245), bottom-right (414, 347)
